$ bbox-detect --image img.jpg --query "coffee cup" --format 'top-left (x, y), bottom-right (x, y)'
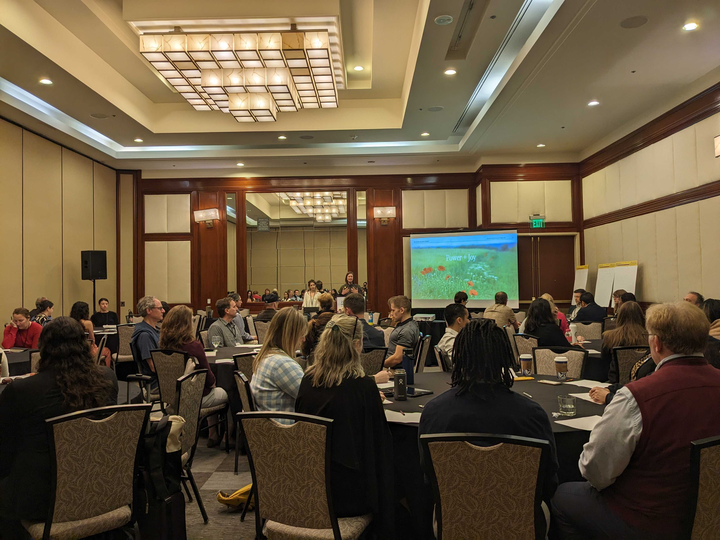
top-left (519, 354), bottom-right (533, 376)
top-left (555, 357), bottom-right (568, 380)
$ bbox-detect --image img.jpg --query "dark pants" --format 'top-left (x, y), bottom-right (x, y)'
top-left (550, 482), bottom-right (656, 540)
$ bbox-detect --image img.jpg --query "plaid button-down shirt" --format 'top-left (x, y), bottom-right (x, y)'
top-left (250, 351), bottom-right (304, 424)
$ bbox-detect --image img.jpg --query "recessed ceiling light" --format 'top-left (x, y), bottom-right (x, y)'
top-left (354, 66), bottom-right (364, 71)
top-left (444, 69), bottom-right (457, 75)
top-left (588, 100), bottom-right (600, 106)
top-left (236, 162), bottom-right (244, 167)
top-left (421, 132), bottom-right (430, 137)
top-left (683, 22), bottom-right (698, 31)
top-left (133, 138), bottom-right (143, 143)
top-left (278, 135), bottom-right (287, 140)
top-left (39, 78), bottom-right (53, 85)
top-left (537, 143), bottom-right (546, 148)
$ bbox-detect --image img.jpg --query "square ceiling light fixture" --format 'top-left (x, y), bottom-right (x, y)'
top-left (140, 31), bottom-right (339, 122)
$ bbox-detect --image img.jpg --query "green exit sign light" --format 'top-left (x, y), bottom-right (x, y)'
top-left (531, 218), bottom-right (545, 228)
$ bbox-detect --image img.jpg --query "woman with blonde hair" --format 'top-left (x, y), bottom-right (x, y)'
top-left (295, 314), bottom-right (394, 537)
top-left (159, 305), bottom-right (228, 446)
top-left (250, 307), bottom-right (307, 423)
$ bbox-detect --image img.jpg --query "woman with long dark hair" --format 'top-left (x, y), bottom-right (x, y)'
top-left (301, 293), bottom-right (335, 358)
top-left (0, 317), bottom-right (117, 526)
top-left (70, 300), bottom-right (111, 367)
top-left (339, 271), bottom-right (360, 296)
top-left (525, 298), bottom-right (583, 349)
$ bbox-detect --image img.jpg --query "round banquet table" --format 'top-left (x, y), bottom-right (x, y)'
top-left (93, 328), bottom-right (119, 355)
top-left (384, 371), bottom-right (606, 540)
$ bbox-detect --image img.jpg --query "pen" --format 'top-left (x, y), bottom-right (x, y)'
top-left (399, 410), bottom-right (405, 416)
top-left (523, 392), bottom-right (533, 398)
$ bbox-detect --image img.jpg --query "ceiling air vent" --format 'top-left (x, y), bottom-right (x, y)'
top-left (445, 0), bottom-right (491, 61)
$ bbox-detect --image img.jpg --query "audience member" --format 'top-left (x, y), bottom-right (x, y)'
top-left (683, 291), bottom-right (704, 306)
top-left (130, 296), bottom-right (164, 382)
top-left (331, 288), bottom-right (338, 299)
top-left (612, 289), bottom-right (627, 311)
top-left (301, 293), bottom-right (335, 358)
top-left (160, 301), bottom-right (170, 317)
top-left (291, 289), bottom-right (302, 301)
top-left (551, 301), bottom-right (720, 540)
top-left (69, 301), bottom-right (111, 367)
top-left (302, 279), bottom-right (321, 309)
top-left (384, 295), bottom-right (419, 369)
top-left (28, 297), bottom-right (47, 320)
top-left (541, 293), bottom-right (569, 335)
top-left (159, 306), bottom-right (228, 447)
top-left (702, 298), bottom-right (720, 369)
top-left (0, 317), bottom-right (117, 528)
top-left (419, 318), bottom-right (559, 507)
top-left (437, 303), bottom-right (469, 361)
top-left (227, 292), bottom-right (256, 342)
top-left (260, 288), bottom-right (273, 303)
top-left (573, 292), bottom-right (606, 323)
top-left (30, 299), bottom-right (54, 327)
top-left (567, 289), bottom-right (586, 322)
top-left (589, 302), bottom-right (648, 404)
top-left (256, 292), bottom-right (280, 323)
top-left (208, 297), bottom-right (243, 347)
top-left (454, 291), bottom-right (468, 305)
top-left (250, 307), bottom-right (307, 423)
top-left (339, 272), bottom-right (360, 296)
top-left (483, 291), bottom-right (518, 329)
top-left (316, 280), bottom-right (325, 293)
top-left (525, 298), bottom-right (583, 349)
top-left (252, 291), bottom-right (261, 301)
top-left (620, 292), bottom-right (636, 304)
top-left (90, 297), bottom-right (119, 327)
top-left (246, 290), bottom-right (254, 303)
top-left (295, 314), bottom-right (394, 536)
top-left (343, 293), bottom-right (385, 350)
top-left (2, 308), bottom-right (42, 349)
top-left (282, 291), bottom-right (289, 301)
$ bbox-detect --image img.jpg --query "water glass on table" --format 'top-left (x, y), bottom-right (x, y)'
top-left (557, 395), bottom-right (576, 417)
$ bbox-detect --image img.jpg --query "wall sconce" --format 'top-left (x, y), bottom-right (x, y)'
top-left (373, 206), bottom-right (396, 225)
top-left (194, 208), bottom-right (220, 228)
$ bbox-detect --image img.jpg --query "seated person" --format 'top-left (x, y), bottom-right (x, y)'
top-left (454, 291), bottom-right (468, 306)
top-left (437, 302), bottom-right (469, 361)
top-left (589, 301), bottom-right (648, 404)
top-left (290, 289), bottom-right (302, 301)
top-left (552, 302), bottom-right (720, 540)
top-left (260, 288), bottom-right (273, 303)
top-left (0, 317), bottom-right (117, 528)
top-left (567, 289), bottom-right (585, 322)
top-left (90, 297), bottom-right (119, 327)
top-left (342, 293), bottom-right (385, 350)
top-left (683, 290), bottom-right (703, 306)
top-left (28, 297), bottom-right (47, 320)
top-left (159, 306), bottom-right (228, 447)
top-left (384, 295), bottom-right (419, 369)
top-left (227, 292), bottom-right (256, 342)
top-left (620, 291), bottom-right (636, 303)
top-left (483, 291), bottom-right (518, 329)
top-left (130, 296), bottom-right (164, 383)
top-left (573, 292), bottom-right (606, 323)
top-left (249, 308), bottom-right (307, 423)
top-left (30, 299), bottom-right (54, 327)
top-left (524, 298), bottom-right (584, 349)
top-left (70, 301), bottom-right (111, 367)
top-left (246, 290), bottom-right (254, 303)
top-left (419, 318), bottom-right (559, 507)
top-left (2, 308), bottom-right (42, 349)
top-left (301, 293), bottom-right (335, 358)
top-left (612, 289), bottom-right (627, 312)
top-left (521, 294), bottom-right (570, 338)
top-left (256, 293), bottom-right (280, 323)
top-left (207, 297), bottom-right (243, 347)
top-left (296, 314), bottom-right (394, 534)
top-left (703, 298), bottom-right (720, 369)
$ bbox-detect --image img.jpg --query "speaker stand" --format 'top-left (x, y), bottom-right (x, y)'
top-left (92, 279), bottom-right (97, 314)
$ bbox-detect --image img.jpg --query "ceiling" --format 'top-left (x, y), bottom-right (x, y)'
top-left (0, 0), bottom-right (719, 177)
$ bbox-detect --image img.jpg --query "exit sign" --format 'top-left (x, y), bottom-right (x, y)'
top-left (531, 218), bottom-right (545, 228)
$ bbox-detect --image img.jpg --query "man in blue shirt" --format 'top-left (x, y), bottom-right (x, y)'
top-left (130, 295), bottom-right (164, 382)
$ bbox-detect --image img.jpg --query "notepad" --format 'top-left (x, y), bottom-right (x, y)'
top-left (215, 359), bottom-right (234, 364)
top-left (568, 392), bottom-right (596, 403)
top-left (566, 379), bottom-right (610, 389)
top-left (376, 381), bottom-right (394, 389)
top-left (583, 349), bottom-right (601, 354)
top-left (555, 415), bottom-right (602, 431)
top-left (385, 410), bottom-right (422, 424)
top-left (205, 351), bottom-right (217, 357)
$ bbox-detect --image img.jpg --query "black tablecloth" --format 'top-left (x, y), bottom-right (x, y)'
top-left (384, 372), bottom-right (605, 539)
top-left (5, 350), bottom-right (30, 377)
top-left (205, 345), bottom-right (260, 418)
top-left (93, 328), bottom-right (119, 355)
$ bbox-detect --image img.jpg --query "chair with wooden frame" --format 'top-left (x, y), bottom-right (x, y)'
top-left (612, 346), bottom-right (651, 385)
top-left (685, 435), bottom-right (720, 539)
top-left (532, 346), bottom-right (588, 379)
top-left (360, 347), bottom-right (387, 376)
top-left (415, 335), bottom-right (432, 374)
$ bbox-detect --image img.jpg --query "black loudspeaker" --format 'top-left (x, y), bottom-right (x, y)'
top-left (81, 250), bottom-right (107, 280)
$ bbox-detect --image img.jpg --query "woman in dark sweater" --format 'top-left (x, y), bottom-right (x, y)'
top-left (525, 298), bottom-right (584, 349)
top-left (301, 292), bottom-right (336, 359)
top-left (159, 305), bottom-right (228, 447)
top-left (295, 314), bottom-right (394, 538)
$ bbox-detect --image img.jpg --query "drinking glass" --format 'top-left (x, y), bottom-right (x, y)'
top-left (211, 335), bottom-right (222, 349)
top-left (557, 395), bottom-right (577, 417)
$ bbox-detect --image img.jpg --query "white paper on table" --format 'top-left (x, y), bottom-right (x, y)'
top-left (205, 351), bottom-right (217, 357)
top-left (382, 399), bottom-right (393, 405)
top-left (385, 410), bottom-right (423, 424)
top-left (555, 415), bottom-right (602, 431)
top-left (583, 349), bottom-right (601, 354)
top-left (215, 359), bottom-right (234, 364)
top-left (569, 392), bottom-right (596, 403)
top-left (377, 381), bottom-right (394, 389)
top-left (566, 379), bottom-right (610, 389)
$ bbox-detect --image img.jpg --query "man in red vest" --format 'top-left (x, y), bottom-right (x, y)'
top-left (551, 301), bottom-right (720, 539)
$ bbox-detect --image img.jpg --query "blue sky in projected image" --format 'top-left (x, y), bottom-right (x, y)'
top-left (411, 233), bottom-right (517, 249)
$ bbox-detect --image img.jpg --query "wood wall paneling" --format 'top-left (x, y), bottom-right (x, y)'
top-left (0, 119), bottom-right (23, 318)
top-left (346, 187), bottom-right (358, 283)
top-left (197, 191), bottom-right (227, 307)
top-left (367, 187), bottom-right (402, 314)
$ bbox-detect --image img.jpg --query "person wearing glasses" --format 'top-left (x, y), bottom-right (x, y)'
top-left (130, 296), bottom-right (164, 383)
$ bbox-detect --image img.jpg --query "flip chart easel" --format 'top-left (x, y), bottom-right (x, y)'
top-left (572, 265), bottom-right (589, 305)
top-left (594, 263), bottom-right (616, 308)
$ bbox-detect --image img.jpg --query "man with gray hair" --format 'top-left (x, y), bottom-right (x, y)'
top-left (130, 295), bottom-right (164, 380)
top-left (228, 292), bottom-right (256, 343)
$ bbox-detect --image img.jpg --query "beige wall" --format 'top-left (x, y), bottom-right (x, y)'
top-left (0, 118), bottom-right (122, 318)
top-left (491, 180), bottom-right (573, 223)
top-left (119, 174), bottom-right (135, 313)
top-left (402, 189), bottom-right (469, 229)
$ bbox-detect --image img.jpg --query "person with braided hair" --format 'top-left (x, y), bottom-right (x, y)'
top-left (418, 318), bottom-right (559, 505)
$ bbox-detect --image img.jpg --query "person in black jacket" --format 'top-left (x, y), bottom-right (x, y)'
top-left (525, 298), bottom-right (584, 350)
top-left (0, 317), bottom-right (117, 530)
top-left (301, 292), bottom-right (336, 358)
top-left (574, 292), bottom-right (607, 323)
top-left (90, 297), bottom-right (120, 327)
top-left (342, 293), bottom-right (385, 350)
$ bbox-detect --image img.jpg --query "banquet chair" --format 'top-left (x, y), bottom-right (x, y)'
top-left (504, 325), bottom-right (519, 367)
top-left (602, 317), bottom-right (617, 333)
top-left (574, 321), bottom-right (602, 340)
top-left (233, 371), bottom-right (256, 485)
top-left (513, 333), bottom-right (539, 360)
top-left (685, 435), bottom-right (720, 539)
top-left (378, 317), bottom-right (393, 328)
top-left (233, 352), bottom-right (256, 382)
top-left (238, 411), bottom-right (372, 540)
top-left (532, 347), bottom-right (588, 379)
top-left (30, 350), bottom-right (41, 373)
top-left (200, 330), bottom-right (210, 348)
top-left (130, 315), bottom-right (144, 324)
top-left (95, 334), bottom-right (108, 366)
top-left (415, 335), bottom-right (432, 373)
top-left (612, 346), bottom-right (651, 385)
top-left (515, 311), bottom-right (526, 325)
top-left (177, 370), bottom-right (210, 523)
top-left (151, 350), bottom-right (196, 414)
top-left (192, 315), bottom-right (201, 338)
top-left (420, 433), bottom-right (551, 540)
top-left (254, 320), bottom-right (270, 345)
top-left (434, 346), bottom-right (452, 372)
top-left (382, 327), bottom-right (394, 347)
top-left (22, 404), bottom-right (151, 540)
top-left (704, 340), bottom-right (720, 370)
top-left (245, 315), bottom-right (257, 339)
top-left (360, 347), bottom-right (387, 376)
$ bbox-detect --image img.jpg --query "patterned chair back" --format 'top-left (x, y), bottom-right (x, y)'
top-left (602, 317), bottom-right (617, 333)
top-left (533, 347), bottom-right (588, 379)
top-left (152, 350), bottom-right (195, 414)
top-left (130, 316), bottom-right (144, 324)
top-left (255, 321), bottom-right (270, 345)
top-left (415, 335), bottom-right (432, 374)
top-left (116, 324), bottom-right (135, 359)
top-left (420, 433), bottom-right (550, 540)
top-left (434, 346), bottom-right (452, 372)
top-left (688, 435), bottom-right (720, 539)
top-left (513, 334), bottom-right (539, 359)
top-left (245, 316), bottom-right (257, 338)
top-left (613, 347), bottom-right (651, 385)
top-left (515, 311), bottom-right (526, 325)
top-left (360, 348), bottom-right (387, 376)
top-left (192, 315), bottom-right (201, 338)
top-left (43, 405), bottom-right (150, 529)
top-left (200, 330), bottom-right (209, 348)
top-left (233, 353), bottom-right (256, 383)
top-left (234, 371), bottom-right (256, 413)
top-left (504, 325), bottom-right (519, 365)
top-left (96, 334), bottom-right (108, 365)
top-left (176, 370), bottom-right (207, 459)
top-left (30, 350), bottom-right (41, 373)
top-left (575, 321), bottom-right (602, 340)
top-left (238, 412), bottom-right (337, 532)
